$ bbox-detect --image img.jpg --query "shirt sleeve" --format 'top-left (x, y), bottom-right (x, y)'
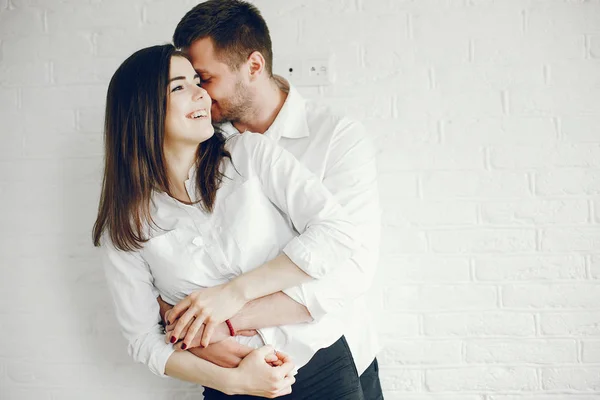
top-left (238, 132), bottom-right (359, 279)
top-left (101, 240), bottom-right (175, 377)
top-left (282, 120), bottom-right (381, 320)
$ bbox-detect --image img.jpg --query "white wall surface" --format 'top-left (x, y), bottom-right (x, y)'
top-left (1, 0), bottom-right (600, 399)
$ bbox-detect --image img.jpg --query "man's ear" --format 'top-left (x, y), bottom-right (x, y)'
top-left (247, 51), bottom-right (266, 80)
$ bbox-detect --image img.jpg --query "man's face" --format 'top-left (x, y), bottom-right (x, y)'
top-left (187, 37), bottom-right (252, 124)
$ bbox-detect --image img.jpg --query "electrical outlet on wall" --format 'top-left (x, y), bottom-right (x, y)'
top-left (305, 58), bottom-right (330, 86)
top-left (275, 55), bottom-right (332, 87)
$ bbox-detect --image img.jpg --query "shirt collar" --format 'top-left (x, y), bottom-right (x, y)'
top-left (217, 76), bottom-right (310, 142)
top-left (265, 76), bottom-right (310, 141)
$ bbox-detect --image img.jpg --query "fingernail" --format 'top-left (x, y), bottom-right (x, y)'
top-left (181, 343), bottom-right (187, 350)
top-left (170, 336), bottom-right (176, 344)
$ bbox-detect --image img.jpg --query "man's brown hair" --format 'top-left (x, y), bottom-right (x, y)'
top-left (173, 0), bottom-right (274, 75)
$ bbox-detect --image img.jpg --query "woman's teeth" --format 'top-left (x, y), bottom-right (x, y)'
top-left (188, 109), bottom-right (208, 119)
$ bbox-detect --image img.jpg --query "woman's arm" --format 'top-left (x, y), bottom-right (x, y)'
top-left (102, 242), bottom-right (175, 376)
top-left (166, 346), bottom-right (296, 397)
top-left (101, 241), bottom-right (295, 396)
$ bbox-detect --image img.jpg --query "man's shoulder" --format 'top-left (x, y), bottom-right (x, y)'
top-left (304, 99), bottom-right (367, 143)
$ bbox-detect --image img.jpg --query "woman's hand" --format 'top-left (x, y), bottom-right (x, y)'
top-left (227, 345), bottom-right (296, 398)
top-left (166, 283), bottom-right (246, 349)
top-left (164, 318), bottom-right (232, 349)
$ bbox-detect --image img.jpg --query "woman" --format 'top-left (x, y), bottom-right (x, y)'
top-left (93, 44), bottom-right (364, 399)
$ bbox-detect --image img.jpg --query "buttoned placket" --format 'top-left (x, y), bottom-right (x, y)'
top-left (171, 180), bottom-right (231, 277)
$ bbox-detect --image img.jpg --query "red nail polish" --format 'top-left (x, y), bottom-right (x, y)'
top-left (170, 336), bottom-right (176, 344)
top-left (181, 343), bottom-right (187, 350)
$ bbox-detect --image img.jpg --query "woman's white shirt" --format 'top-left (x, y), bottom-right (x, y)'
top-left (101, 132), bottom-right (358, 377)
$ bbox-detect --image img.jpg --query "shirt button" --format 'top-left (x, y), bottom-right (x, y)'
top-left (192, 236), bottom-right (204, 246)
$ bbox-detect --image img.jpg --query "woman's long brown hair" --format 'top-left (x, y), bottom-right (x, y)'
top-left (92, 44), bottom-right (230, 251)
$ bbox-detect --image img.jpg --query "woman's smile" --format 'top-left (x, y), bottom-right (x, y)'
top-left (186, 108), bottom-right (209, 119)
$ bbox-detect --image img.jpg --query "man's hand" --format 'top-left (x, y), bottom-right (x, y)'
top-left (157, 295), bottom-right (172, 325)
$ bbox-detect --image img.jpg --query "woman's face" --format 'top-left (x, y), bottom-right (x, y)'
top-left (164, 56), bottom-right (214, 147)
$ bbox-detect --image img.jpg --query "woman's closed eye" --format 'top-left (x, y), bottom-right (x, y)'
top-left (171, 82), bottom-right (202, 92)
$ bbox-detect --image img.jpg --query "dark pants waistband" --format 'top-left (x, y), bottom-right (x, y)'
top-left (203, 335), bottom-right (364, 400)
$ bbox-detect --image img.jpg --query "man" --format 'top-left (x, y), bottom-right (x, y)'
top-left (161, 1), bottom-right (383, 398)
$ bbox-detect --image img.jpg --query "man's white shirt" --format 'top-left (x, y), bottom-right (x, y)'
top-left (220, 77), bottom-right (382, 374)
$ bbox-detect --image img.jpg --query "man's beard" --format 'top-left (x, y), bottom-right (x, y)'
top-left (212, 79), bottom-right (253, 124)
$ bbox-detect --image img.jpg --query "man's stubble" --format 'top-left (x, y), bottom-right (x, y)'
top-left (211, 78), bottom-right (254, 125)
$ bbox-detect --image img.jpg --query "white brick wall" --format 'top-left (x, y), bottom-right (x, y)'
top-left (1, 0), bottom-right (599, 399)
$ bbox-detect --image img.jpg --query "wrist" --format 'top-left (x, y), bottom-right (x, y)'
top-left (226, 277), bottom-right (252, 304)
top-left (229, 311), bottom-right (246, 332)
top-left (211, 322), bottom-right (232, 343)
top-left (225, 368), bottom-right (247, 396)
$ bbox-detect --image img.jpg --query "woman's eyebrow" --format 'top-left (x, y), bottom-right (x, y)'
top-left (168, 73), bottom-right (200, 83)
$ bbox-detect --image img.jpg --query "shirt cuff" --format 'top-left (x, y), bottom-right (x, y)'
top-left (128, 334), bottom-right (176, 378)
top-left (283, 285), bottom-right (327, 322)
top-left (151, 342), bottom-right (176, 377)
top-left (283, 237), bottom-right (328, 279)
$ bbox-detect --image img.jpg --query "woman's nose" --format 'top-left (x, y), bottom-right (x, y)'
top-left (193, 85), bottom-right (206, 100)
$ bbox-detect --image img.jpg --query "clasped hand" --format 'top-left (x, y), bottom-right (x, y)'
top-left (165, 283), bottom-right (246, 349)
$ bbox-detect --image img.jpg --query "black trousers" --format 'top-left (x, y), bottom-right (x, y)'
top-left (203, 336), bottom-right (364, 400)
top-left (359, 358), bottom-right (384, 400)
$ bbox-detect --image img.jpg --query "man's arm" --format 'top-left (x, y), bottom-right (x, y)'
top-left (158, 121), bottom-right (379, 367)
top-left (249, 120), bottom-right (380, 323)
top-left (282, 120), bottom-right (380, 320)
top-left (230, 292), bottom-right (314, 331)
top-left (164, 121), bottom-right (378, 331)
